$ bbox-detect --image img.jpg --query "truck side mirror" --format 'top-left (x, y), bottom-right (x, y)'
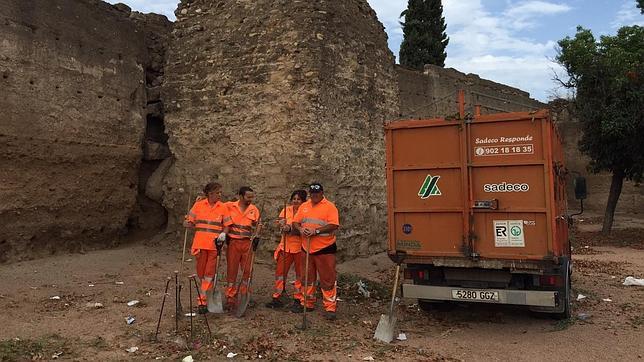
top-left (574, 176), bottom-right (587, 200)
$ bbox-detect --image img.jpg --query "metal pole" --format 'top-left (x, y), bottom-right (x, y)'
top-left (174, 270), bottom-right (179, 334)
top-left (192, 276), bottom-right (212, 340)
top-left (154, 277), bottom-right (171, 340)
top-left (189, 276), bottom-right (193, 340)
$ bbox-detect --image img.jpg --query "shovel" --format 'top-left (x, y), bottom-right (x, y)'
top-left (235, 245), bottom-right (257, 318)
top-left (207, 243), bottom-right (224, 313)
top-left (374, 263), bottom-right (401, 343)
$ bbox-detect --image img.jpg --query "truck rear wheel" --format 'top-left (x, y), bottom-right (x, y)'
top-left (555, 260), bottom-right (572, 320)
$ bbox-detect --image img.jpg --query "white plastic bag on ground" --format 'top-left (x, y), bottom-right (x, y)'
top-left (623, 276), bottom-right (644, 286)
top-left (357, 280), bottom-right (370, 298)
top-left (576, 294), bottom-right (586, 301)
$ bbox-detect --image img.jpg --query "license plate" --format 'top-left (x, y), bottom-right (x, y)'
top-left (451, 289), bottom-right (499, 301)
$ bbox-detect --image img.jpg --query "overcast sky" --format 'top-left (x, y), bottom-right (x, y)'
top-left (108, 0), bottom-right (643, 101)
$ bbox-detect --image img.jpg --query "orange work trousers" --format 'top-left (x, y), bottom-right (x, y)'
top-left (225, 238), bottom-right (252, 305)
top-left (302, 253), bottom-right (337, 312)
top-left (195, 249), bottom-right (218, 306)
top-left (272, 250), bottom-right (303, 301)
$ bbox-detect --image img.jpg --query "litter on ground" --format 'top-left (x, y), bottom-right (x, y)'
top-left (623, 276), bottom-right (644, 286)
top-left (357, 280), bottom-right (371, 298)
top-left (127, 300), bottom-right (140, 306)
top-left (227, 352), bottom-right (238, 358)
top-left (126, 316), bottom-right (135, 325)
top-left (397, 333), bottom-right (407, 341)
top-left (50, 296), bottom-right (61, 300)
top-left (577, 313), bottom-right (592, 321)
top-left (126, 347), bottom-right (139, 353)
top-left (576, 294), bottom-right (587, 301)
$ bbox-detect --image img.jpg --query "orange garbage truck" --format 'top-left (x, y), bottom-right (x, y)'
top-left (385, 108), bottom-right (585, 319)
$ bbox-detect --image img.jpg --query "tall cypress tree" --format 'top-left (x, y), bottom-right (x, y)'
top-left (399, 0), bottom-right (449, 69)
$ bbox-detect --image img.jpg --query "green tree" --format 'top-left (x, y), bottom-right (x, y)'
top-left (556, 25), bottom-right (644, 234)
top-left (399, 0), bottom-right (449, 69)
top-left (637, 0), bottom-right (643, 14)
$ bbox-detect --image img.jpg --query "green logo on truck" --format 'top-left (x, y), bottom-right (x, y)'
top-left (418, 174), bottom-right (441, 199)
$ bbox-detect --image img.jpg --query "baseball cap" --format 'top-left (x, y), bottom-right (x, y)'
top-left (309, 182), bottom-right (324, 193)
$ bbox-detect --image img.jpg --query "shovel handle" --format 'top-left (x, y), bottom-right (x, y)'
top-left (388, 264), bottom-right (401, 318)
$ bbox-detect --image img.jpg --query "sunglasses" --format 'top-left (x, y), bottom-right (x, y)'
top-left (309, 185), bottom-right (322, 190)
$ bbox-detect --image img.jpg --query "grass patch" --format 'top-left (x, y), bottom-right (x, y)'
top-left (338, 273), bottom-right (390, 301)
top-left (551, 317), bottom-right (576, 331)
top-left (88, 336), bottom-right (108, 350)
top-left (629, 314), bottom-right (644, 328)
top-left (0, 334), bottom-right (75, 361)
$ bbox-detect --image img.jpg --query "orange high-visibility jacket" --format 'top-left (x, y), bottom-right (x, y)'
top-left (276, 205), bottom-right (302, 253)
top-left (293, 197), bottom-right (340, 253)
top-left (186, 199), bottom-right (232, 250)
top-left (226, 201), bottom-right (260, 239)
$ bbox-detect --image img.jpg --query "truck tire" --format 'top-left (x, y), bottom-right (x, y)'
top-left (554, 259), bottom-right (572, 320)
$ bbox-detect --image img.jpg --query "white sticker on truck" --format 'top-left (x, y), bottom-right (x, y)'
top-left (494, 220), bottom-right (525, 247)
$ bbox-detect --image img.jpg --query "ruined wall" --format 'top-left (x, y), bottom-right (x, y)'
top-left (397, 64), bottom-right (544, 118)
top-left (162, 0), bottom-right (398, 259)
top-left (552, 101), bottom-right (643, 217)
top-left (0, 0), bottom-right (170, 261)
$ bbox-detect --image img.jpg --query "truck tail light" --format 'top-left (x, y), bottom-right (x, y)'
top-left (403, 269), bottom-right (429, 280)
top-left (539, 275), bottom-right (562, 287)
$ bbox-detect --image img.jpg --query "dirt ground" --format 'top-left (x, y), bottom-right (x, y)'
top-left (0, 227), bottom-right (643, 361)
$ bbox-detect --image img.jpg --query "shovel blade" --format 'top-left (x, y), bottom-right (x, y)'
top-left (235, 293), bottom-right (250, 318)
top-left (373, 314), bottom-right (397, 343)
top-left (207, 290), bottom-right (224, 314)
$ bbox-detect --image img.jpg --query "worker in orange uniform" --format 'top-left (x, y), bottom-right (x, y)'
top-left (225, 186), bottom-right (261, 311)
top-left (265, 190), bottom-right (308, 309)
top-left (291, 182), bottom-right (340, 320)
top-left (183, 182), bottom-right (232, 314)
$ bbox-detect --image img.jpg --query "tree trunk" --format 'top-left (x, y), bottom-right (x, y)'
top-left (602, 170), bottom-right (625, 234)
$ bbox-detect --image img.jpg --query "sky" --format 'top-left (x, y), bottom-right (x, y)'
top-left (108, 0), bottom-right (643, 101)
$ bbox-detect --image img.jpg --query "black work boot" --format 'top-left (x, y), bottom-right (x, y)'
top-left (323, 310), bottom-right (337, 321)
top-left (290, 302), bottom-right (314, 313)
top-left (265, 298), bottom-right (283, 309)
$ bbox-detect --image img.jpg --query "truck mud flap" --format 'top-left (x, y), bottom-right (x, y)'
top-left (402, 284), bottom-right (556, 307)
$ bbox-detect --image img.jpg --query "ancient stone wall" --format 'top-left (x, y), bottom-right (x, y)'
top-left (162, 0), bottom-right (398, 260)
top-left (0, 0), bottom-right (170, 261)
top-left (551, 101), bottom-right (643, 217)
top-left (397, 64), bottom-right (544, 118)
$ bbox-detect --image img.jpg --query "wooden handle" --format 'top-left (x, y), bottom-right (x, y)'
top-left (388, 264), bottom-right (401, 317)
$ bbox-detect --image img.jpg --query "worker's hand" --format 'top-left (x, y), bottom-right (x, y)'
top-left (280, 224), bottom-right (292, 233)
top-left (215, 239), bottom-right (224, 250)
top-left (302, 227), bottom-right (315, 237)
top-left (277, 219), bottom-right (286, 227)
top-left (183, 220), bottom-right (195, 228)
